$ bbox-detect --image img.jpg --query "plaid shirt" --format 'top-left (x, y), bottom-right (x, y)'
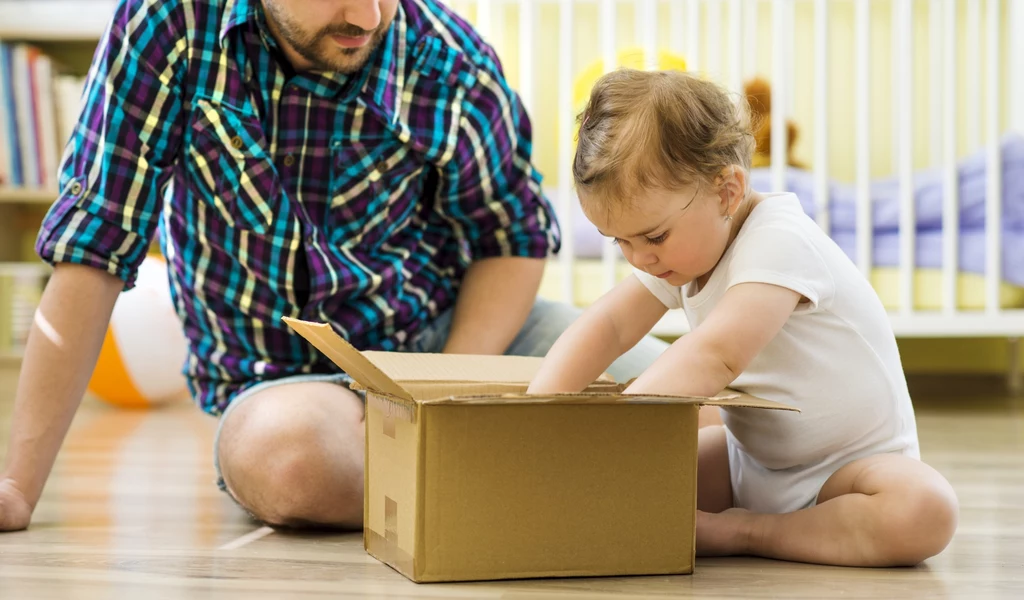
top-left (36, 0), bottom-right (559, 414)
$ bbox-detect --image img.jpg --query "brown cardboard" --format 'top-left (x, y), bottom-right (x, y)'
top-left (282, 317), bottom-right (797, 583)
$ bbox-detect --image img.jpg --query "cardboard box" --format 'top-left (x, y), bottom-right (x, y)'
top-left (283, 317), bottom-right (796, 583)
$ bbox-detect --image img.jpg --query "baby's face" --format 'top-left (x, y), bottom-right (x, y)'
top-left (585, 184), bottom-right (732, 288)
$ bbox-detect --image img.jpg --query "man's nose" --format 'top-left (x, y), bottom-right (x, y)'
top-left (341, 1), bottom-right (382, 32)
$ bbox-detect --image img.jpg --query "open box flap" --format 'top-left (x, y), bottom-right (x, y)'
top-left (282, 317), bottom-right (414, 401)
top-left (283, 317), bottom-right (555, 399)
top-left (418, 390), bottom-right (797, 410)
top-left (361, 351), bottom-right (547, 384)
top-left (700, 390), bottom-right (800, 411)
top-left (284, 317), bottom-right (558, 383)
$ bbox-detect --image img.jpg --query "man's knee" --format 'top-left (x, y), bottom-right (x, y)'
top-left (217, 383), bottom-right (365, 528)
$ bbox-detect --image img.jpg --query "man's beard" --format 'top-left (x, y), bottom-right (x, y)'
top-left (263, 2), bottom-right (389, 74)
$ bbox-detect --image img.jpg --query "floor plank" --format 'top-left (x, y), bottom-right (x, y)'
top-left (1, 364), bottom-right (1023, 598)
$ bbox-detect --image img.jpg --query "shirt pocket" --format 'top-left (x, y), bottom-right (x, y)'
top-left (185, 98), bottom-right (281, 235)
top-left (328, 132), bottom-right (421, 251)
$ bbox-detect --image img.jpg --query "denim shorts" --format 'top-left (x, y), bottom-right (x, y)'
top-left (211, 297), bottom-right (669, 491)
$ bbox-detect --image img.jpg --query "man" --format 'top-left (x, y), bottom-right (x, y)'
top-left (0, 0), bottom-right (667, 531)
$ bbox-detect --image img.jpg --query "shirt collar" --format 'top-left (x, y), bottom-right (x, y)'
top-left (356, 2), bottom-right (406, 128)
top-left (219, 0), bottom-right (256, 47)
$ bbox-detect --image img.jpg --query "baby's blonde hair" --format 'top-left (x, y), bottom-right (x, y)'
top-left (573, 69), bottom-right (756, 209)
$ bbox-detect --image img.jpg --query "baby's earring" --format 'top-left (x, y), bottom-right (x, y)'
top-left (724, 213), bottom-right (733, 222)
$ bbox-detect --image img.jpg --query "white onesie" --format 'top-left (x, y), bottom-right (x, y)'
top-left (634, 193), bottom-right (920, 514)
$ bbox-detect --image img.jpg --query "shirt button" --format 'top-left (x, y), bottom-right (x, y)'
top-left (230, 136), bottom-right (244, 150)
top-left (284, 154), bottom-right (296, 167)
top-left (69, 181), bottom-right (83, 196)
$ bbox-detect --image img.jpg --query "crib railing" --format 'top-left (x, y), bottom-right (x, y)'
top-left (444, 0), bottom-right (1024, 341)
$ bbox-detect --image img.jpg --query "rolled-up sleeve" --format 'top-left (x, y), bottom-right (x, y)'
top-left (36, 0), bottom-right (184, 289)
top-left (435, 54), bottom-right (560, 261)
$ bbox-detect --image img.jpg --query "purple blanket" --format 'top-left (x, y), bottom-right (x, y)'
top-left (561, 134), bottom-right (1024, 285)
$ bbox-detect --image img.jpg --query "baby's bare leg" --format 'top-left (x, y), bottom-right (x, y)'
top-left (699, 454), bottom-right (959, 567)
top-left (697, 425), bottom-right (733, 512)
top-left (699, 406), bottom-right (723, 428)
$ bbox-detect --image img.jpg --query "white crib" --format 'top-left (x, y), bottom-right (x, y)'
top-left (445, 0), bottom-right (1024, 384)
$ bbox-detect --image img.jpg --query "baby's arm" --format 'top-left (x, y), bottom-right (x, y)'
top-left (625, 282), bottom-right (803, 398)
top-left (527, 275), bottom-right (667, 394)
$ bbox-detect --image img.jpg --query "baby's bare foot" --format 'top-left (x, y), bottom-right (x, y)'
top-left (696, 508), bottom-right (754, 557)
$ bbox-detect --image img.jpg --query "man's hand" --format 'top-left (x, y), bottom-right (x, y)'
top-left (0, 478), bottom-right (32, 532)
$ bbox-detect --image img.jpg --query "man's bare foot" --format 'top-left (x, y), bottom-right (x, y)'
top-left (696, 508), bottom-right (754, 557)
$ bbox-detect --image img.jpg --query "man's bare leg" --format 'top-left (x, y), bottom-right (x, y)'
top-left (697, 453), bottom-right (959, 567)
top-left (215, 382), bottom-right (365, 529)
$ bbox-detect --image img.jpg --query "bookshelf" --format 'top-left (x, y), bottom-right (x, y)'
top-left (0, 1), bottom-right (116, 41)
top-left (0, 1), bottom-right (110, 361)
top-left (0, 188), bottom-right (58, 204)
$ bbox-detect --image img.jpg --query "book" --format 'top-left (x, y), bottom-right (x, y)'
top-left (0, 42), bottom-right (86, 191)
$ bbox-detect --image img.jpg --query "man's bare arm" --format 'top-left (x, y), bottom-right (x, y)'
top-left (0, 263), bottom-right (123, 531)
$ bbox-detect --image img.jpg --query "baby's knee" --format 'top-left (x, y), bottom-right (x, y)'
top-left (882, 476), bottom-right (959, 566)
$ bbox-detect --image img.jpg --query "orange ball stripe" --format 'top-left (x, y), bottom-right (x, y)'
top-left (86, 325), bottom-right (149, 408)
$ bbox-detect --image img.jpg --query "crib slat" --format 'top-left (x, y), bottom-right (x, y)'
top-left (855, 0), bottom-right (871, 277)
top-left (942, 0), bottom-right (958, 314)
top-left (687, 0), bottom-right (701, 74)
top-left (600, 0), bottom-right (618, 293)
top-left (966, 0), bottom-right (981, 153)
top-left (669, 0), bottom-right (685, 56)
top-left (476, 0), bottom-right (492, 42)
top-left (707, 0), bottom-right (722, 80)
top-left (1013, 0), bottom-right (1024, 135)
top-left (518, 0), bottom-right (534, 115)
top-left (558, 0), bottom-right (575, 304)
top-left (770, 0), bottom-right (789, 194)
top-left (744, 0), bottom-right (758, 79)
top-left (728, 0), bottom-right (742, 94)
top-left (641, 0), bottom-right (658, 71)
top-left (896, 0), bottom-right (914, 316)
top-left (600, 0), bottom-right (616, 81)
top-left (813, 0), bottom-right (829, 234)
top-left (985, 0), bottom-right (1003, 314)
top-left (929, 0), bottom-right (943, 168)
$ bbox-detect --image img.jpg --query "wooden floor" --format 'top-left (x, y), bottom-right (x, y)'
top-left (1, 365), bottom-right (1023, 599)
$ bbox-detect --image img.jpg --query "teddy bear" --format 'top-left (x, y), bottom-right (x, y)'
top-left (744, 77), bottom-right (803, 169)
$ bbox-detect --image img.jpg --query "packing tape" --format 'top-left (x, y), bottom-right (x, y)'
top-left (365, 496), bottom-right (414, 576)
top-left (368, 393), bottom-right (416, 423)
top-left (365, 528), bottom-right (415, 576)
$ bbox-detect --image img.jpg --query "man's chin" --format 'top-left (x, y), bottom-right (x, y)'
top-left (314, 36), bottom-right (382, 73)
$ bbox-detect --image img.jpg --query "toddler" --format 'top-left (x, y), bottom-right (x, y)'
top-left (527, 69), bottom-right (959, 567)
